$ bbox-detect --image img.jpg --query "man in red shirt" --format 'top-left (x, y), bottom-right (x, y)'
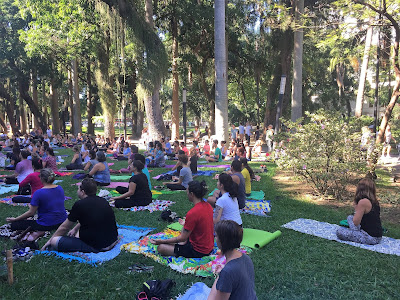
top-left (151, 180), bottom-right (214, 258)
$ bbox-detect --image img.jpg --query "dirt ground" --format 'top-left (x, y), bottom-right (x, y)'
top-left (273, 169), bottom-right (400, 225)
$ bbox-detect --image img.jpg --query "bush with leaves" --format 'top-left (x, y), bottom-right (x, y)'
top-left (276, 110), bottom-right (368, 200)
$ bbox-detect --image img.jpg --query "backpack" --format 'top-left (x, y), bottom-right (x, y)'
top-left (160, 210), bottom-right (178, 222)
top-left (141, 279), bottom-right (174, 300)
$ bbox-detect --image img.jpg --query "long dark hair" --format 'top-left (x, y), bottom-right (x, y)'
top-left (218, 173), bottom-right (238, 198)
top-left (240, 158), bottom-right (254, 179)
top-left (188, 180), bottom-right (208, 199)
top-left (355, 178), bottom-right (378, 205)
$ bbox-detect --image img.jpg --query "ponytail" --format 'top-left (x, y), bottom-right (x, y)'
top-left (218, 173), bottom-right (238, 198)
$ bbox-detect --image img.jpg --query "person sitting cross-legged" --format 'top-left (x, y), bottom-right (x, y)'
top-left (41, 178), bottom-right (118, 253)
top-left (150, 180), bottom-right (214, 258)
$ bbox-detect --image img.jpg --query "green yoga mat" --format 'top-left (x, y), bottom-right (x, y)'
top-left (241, 228), bottom-right (281, 249)
top-left (208, 189), bottom-right (265, 200)
top-left (109, 175), bottom-right (132, 181)
top-left (168, 222), bottom-right (183, 231)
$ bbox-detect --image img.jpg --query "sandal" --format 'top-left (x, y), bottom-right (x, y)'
top-left (128, 263), bottom-right (154, 273)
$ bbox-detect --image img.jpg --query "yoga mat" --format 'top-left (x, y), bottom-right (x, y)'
top-left (34, 225), bottom-right (154, 266)
top-left (177, 282), bottom-right (211, 300)
top-left (164, 164), bottom-right (230, 169)
top-left (241, 228), bottom-right (281, 249)
top-left (282, 218), bottom-right (400, 256)
top-left (208, 189), bottom-right (265, 200)
top-left (110, 200), bottom-right (175, 213)
top-left (109, 175), bottom-right (131, 181)
top-left (167, 222), bottom-right (183, 231)
top-left (75, 182), bottom-right (129, 188)
top-left (0, 184), bottom-right (19, 195)
top-left (0, 195), bottom-right (72, 207)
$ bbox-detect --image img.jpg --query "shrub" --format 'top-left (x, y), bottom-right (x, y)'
top-left (276, 110), bottom-right (368, 200)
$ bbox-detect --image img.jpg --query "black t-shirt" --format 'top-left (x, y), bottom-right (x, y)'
top-left (190, 155), bottom-right (198, 174)
top-left (129, 173), bottom-right (152, 202)
top-left (68, 195), bottom-right (118, 250)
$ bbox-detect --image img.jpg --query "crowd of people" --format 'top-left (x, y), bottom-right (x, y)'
top-left (2, 121), bottom-right (396, 299)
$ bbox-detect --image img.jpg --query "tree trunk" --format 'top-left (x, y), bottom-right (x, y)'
top-left (71, 59), bottom-right (82, 135)
top-left (86, 61), bottom-right (95, 135)
top-left (171, 14), bottom-right (180, 141)
top-left (0, 115), bottom-right (7, 133)
top-left (30, 69), bottom-right (40, 129)
top-left (264, 62), bottom-right (281, 127)
top-left (355, 23), bottom-right (373, 117)
top-left (68, 68), bottom-right (74, 134)
top-left (214, 0), bottom-right (229, 141)
top-left (291, 0), bottom-right (304, 122)
top-left (136, 109), bottom-right (144, 137)
top-left (49, 78), bottom-right (60, 134)
top-left (19, 94), bottom-right (27, 134)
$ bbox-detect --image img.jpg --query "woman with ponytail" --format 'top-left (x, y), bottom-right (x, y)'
top-left (213, 173), bottom-right (242, 226)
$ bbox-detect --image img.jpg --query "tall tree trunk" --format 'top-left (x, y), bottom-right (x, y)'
top-left (136, 108), bottom-right (144, 137)
top-left (143, 0), bottom-right (165, 140)
top-left (0, 115), bottom-right (7, 133)
top-left (264, 62), bottom-right (281, 127)
top-left (171, 13), bottom-right (180, 141)
top-left (355, 23), bottom-right (373, 117)
top-left (49, 78), bottom-right (60, 134)
top-left (86, 61), bottom-right (95, 135)
top-left (291, 0), bottom-right (304, 122)
top-left (19, 94), bottom-right (27, 134)
top-left (68, 68), bottom-right (74, 134)
top-left (214, 0), bottom-right (229, 141)
top-left (71, 59), bottom-right (82, 135)
top-left (42, 79), bottom-right (49, 126)
top-left (30, 69), bottom-right (40, 129)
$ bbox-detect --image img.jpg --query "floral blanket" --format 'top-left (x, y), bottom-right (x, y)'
top-left (122, 229), bottom-right (252, 277)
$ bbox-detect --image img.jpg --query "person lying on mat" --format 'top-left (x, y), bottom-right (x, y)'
top-left (213, 174), bottom-right (242, 226)
top-left (163, 154), bottom-right (193, 190)
top-left (6, 169), bottom-right (67, 234)
top-left (12, 158), bottom-right (43, 203)
top-left (88, 151), bottom-right (110, 186)
top-left (336, 178), bottom-right (382, 245)
top-left (150, 180), bottom-right (214, 258)
top-left (110, 160), bottom-right (152, 208)
top-left (208, 220), bottom-right (257, 300)
top-left (206, 140), bottom-right (222, 162)
top-left (41, 178), bottom-right (118, 253)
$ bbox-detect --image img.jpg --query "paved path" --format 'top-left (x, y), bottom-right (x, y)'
top-left (377, 156), bottom-right (400, 182)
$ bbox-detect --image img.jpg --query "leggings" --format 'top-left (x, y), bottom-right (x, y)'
top-left (166, 183), bottom-right (186, 191)
top-left (66, 163), bottom-right (83, 170)
top-left (114, 186), bottom-right (152, 208)
top-left (10, 220), bottom-right (63, 231)
top-left (336, 215), bottom-right (382, 245)
top-left (12, 196), bottom-right (31, 203)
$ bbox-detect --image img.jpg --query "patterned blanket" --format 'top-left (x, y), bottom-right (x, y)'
top-left (122, 229), bottom-right (252, 277)
top-left (241, 200), bottom-right (271, 217)
top-left (110, 199), bottom-right (175, 213)
top-left (282, 218), bottom-right (400, 256)
top-left (34, 225), bottom-right (154, 266)
top-left (0, 195), bottom-right (72, 207)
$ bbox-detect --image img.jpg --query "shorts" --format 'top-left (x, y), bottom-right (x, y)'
top-left (56, 236), bottom-right (99, 253)
top-left (174, 240), bottom-right (209, 258)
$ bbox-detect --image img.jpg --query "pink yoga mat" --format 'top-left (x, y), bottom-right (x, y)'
top-left (74, 182), bottom-right (129, 188)
top-left (164, 164), bottom-right (230, 169)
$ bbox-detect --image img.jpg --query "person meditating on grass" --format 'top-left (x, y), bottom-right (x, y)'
top-left (6, 169), bottom-right (67, 235)
top-left (12, 158), bottom-right (43, 203)
top-left (206, 140), bottom-right (222, 162)
top-left (163, 154), bottom-right (193, 190)
top-left (336, 178), bottom-right (383, 245)
top-left (208, 220), bottom-right (257, 300)
top-left (42, 178), bottom-right (118, 253)
top-left (110, 160), bottom-right (152, 208)
top-left (240, 157), bottom-right (254, 197)
top-left (66, 145), bottom-right (84, 170)
top-left (88, 151), bottom-right (111, 186)
top-left (150, 180), bottom-right (214, 258)
top-left (213, 173), bottom-right (242, 226)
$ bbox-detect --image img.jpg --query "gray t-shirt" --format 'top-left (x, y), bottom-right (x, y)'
top-left (232, 172), bottom-right (246, 209)
top-left (216, 254), bottom-right (257, 300)
top-left (179, 167), bottom-right (193, 188)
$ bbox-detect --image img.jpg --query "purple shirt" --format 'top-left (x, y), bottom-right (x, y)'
top-left (30, 186), bottom-right (67, 226)
top-left (15, 159), bottom-right (33, 183)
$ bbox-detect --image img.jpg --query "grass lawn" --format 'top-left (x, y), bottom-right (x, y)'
top-left (1, 148), bottom-right (399, 299)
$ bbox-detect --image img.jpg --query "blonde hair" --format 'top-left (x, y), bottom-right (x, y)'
top-left (40, 168), bottom-right (56, 184)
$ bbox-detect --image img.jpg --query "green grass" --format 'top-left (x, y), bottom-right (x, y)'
top-left (1, 149), bottom-right (400, 299)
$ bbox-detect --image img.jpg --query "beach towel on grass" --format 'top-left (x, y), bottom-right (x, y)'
top-left (110, 200), bottom-right (175, 213)
top-left (109, 175), bottom-right (132, 181)
top-left (177, 282), bottom-right (211, 300)
top-left (34, 225), bottom-right (154, 266)
top-left (0, 195), bottom-right (72, 207)
top-left (241, 200), bottom-right (271, 217)
top-left (122, 229), bottom-right (252, 277)
top-left (208, 189), bottom-right (265, 200)
top-left (282, 218), bottom-right (400, 256)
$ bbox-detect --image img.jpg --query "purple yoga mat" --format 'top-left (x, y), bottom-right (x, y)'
top-left (164, 164), bottom-right (230, 169)
top-left (75, 182), bottom-right (129, 188)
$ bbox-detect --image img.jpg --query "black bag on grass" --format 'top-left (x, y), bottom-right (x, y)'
top-left (143, 279), bottom-right (174, 300)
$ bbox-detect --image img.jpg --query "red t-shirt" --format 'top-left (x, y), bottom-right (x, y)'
top-left (184, 201), bottom-right (214, 254)
top-left (19, 172), bottom-right (44, 196)
top-left (182, 146), bottom-right (189, 156)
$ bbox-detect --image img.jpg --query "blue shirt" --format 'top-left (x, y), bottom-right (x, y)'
top-left (30, 186), bottom-right (67, 226)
